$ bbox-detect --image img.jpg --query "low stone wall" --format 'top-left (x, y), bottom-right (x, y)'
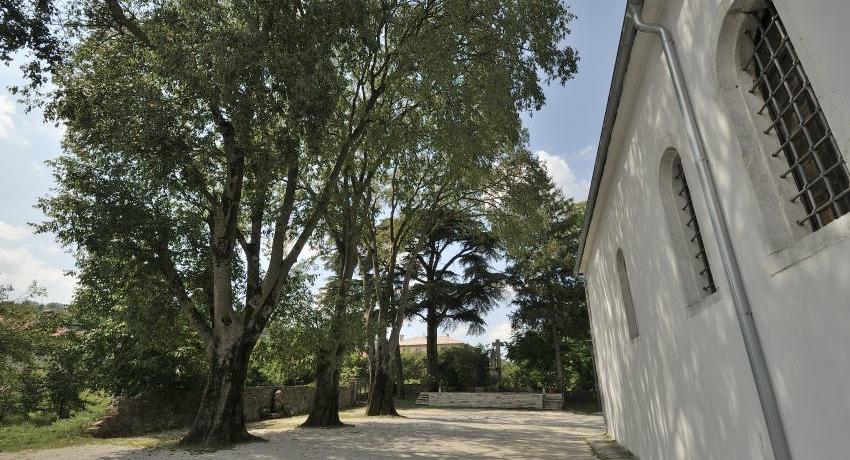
top-left (400, 383), bottom-right (427, 398)
top-left (423, 392), bottom-right (543, 409)
top-left (88, 391), bottom-right (203, 437)
top-left (89, 381), bottom-right (359, 438)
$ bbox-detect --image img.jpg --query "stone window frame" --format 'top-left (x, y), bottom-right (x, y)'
top-left (659, 149), bottom-right (720, 314)
top-left (716, 0), bottom-right (850, 275)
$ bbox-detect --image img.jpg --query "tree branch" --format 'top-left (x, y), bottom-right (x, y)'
top-left (104, 0), bottom-right (152, 49)
top-left (155, 243), bottom-right (212, 342)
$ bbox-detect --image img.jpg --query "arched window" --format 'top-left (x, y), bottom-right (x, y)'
top-left (615, 249), bottom-right (639, 339)
top-left (660, 150), bottom-right (717, 306)
top-left (672, 156), bottom-right (717, 295)
top-left (744, 0), bottom-right (850, 231)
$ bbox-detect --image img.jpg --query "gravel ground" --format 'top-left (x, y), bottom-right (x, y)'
top-left (3, 407), bottom-right (605, 459)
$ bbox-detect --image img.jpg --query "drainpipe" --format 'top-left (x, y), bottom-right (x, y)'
top-left (626, 4), bottom-right (792, 460)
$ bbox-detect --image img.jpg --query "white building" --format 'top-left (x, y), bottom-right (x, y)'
top-left (398, 335), bottom-right (468, 354)
top-left (578, 1), bottom-right (850, 458)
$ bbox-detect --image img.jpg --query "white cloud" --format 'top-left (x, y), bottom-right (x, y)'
top-left (577, 144), bottom-right (597, 157)
top-left (535, 150), bottom-right (591, 200)
top-left (488, 321), bottom-right (513, 343)
top-left (0, 246), bottom-right (77, 303)
top-left (0, 221), bottom-right (31, 241)
top-left (0, 95), bottom-right (14, 140)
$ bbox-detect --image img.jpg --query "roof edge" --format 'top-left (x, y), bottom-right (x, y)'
top-left (576, 0), bottom-right (643, 273)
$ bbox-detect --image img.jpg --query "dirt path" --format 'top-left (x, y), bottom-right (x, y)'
top-left (4, 407), bottom-right (605, 459)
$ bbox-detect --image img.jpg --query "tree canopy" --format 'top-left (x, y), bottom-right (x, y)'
top-left (3, 0), bottom-right (583, 444)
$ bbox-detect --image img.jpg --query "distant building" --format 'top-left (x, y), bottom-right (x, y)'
top-left (398, 335), bottom-right (468, 354)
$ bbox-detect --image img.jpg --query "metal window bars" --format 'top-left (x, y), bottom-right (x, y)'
top-left (673, 156), bottom-right (717, 294)
top-left (745, 1), bottom-right (850, 231)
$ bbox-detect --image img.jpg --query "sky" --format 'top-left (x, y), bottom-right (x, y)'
top-left (0, 0), bottom-right (626, 344)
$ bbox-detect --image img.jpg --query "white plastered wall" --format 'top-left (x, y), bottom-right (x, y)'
top-left (583, 0), bottom-right (850, 459)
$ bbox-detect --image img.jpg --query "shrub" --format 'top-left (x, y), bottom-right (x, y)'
top-left (438, 345), bottom-right (490, 391)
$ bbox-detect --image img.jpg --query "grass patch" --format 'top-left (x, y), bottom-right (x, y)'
top-left (0, 392), bottom-right (111, 453)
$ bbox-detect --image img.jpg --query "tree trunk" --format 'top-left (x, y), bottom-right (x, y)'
top-left (366, 333), bottom-right (398, 416)
top-left (303, 197), bottom-right (363, 427)
top-left (302, 342), bottom-right (344, 427)
top-left (180, 339), bottom-right (257, 446)
top-left (394, 343), bottom-right (405, 398)
top-left (552, 325), bottom-right (567, 411)
top-left (303, 298), bottom-right (348, 428)
top-left (425, 311), bottom-right (440, 392)
top-left (367, 238), bottom-right (421, 413)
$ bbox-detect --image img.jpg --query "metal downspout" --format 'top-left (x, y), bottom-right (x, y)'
top-left (626, 4), bottom-right (792, 460)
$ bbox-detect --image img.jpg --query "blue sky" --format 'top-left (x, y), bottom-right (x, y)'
top-left (0, 0), bottom-right (626, 344)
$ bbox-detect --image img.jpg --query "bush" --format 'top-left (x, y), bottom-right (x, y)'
top-left (44, 346), bottom-right (86, 419)
top-left (438, 345), bottom-right (490, 391)
top-left (401, 351), bottom-right (427, 384)
top-left (506, 331), bottom-right (596, 393)
top-left (69, 258), bottom-right (208, 396)
top-left (0, 391), bottom-right (111, 452)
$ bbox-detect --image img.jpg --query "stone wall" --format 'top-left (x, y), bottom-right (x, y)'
top-left (89, 381), bottom-right (359, 438)
top-left (422, 392), bottom-right (543, 409)
top-left (88, 391), bottom-right (203, 437)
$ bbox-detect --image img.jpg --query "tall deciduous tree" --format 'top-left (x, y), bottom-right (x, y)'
top-left (356, 0), bottom-right (580, 417)
top-left (35, 0), bottom-right (387, 446)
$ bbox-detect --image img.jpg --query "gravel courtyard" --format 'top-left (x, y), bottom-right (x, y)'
top-left (4, 407), bottom-right (607, 459)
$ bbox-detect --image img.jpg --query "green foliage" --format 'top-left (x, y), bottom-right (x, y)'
top-left (340, 352), bottom-right (369, 383)
top-left (505, 332), bottom-right (594, 392)
top-left (408, 209), bottom-right (506, 335)
top-left (69, 256), bottom-right (208, 396)
top-left (0, 391), bottom-right (111, 453)
top-left (400, 351), bottom-right (428, 384)
top-left (0, 283), bottom-right (85, 423)
top-left (7, 0), bottom-right (581, 436)
top-left (248, 271), bottom-right (323, 386)
top-left (438, 345), bottom-right (490, 391)
top-left (501, 359), bottom-right (544, 391)
top-left (0, 0), bottom-right (64, 91)
top-left (494, 150), bottom-right (594, 395)
top-left (44, 346), bottom-right (86, 419)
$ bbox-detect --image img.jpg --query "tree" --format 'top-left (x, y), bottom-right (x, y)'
top-left (0, 0), bottom-right (64, 90)
top-left (407, 210), bottom-right (504, 391)
top-left (9, 0), bottom-right (578, 441)
top-left (356, 0), bottom-right (580, 415)
top-left (247, 272), bottom-right (322, 387)
top-left (0, 282), bottom-right (84, 421)
top-left (400, 351), bottom-right (428, 384)
top-left (33, 0), bottom-right (411, 445)
top-left (496, 152), bottom-right (590, 409)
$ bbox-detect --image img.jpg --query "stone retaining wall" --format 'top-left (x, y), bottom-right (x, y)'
top-left (89, 381), bottom-right (358, 438)
top-left (423, 392), bottom-right (544, 409)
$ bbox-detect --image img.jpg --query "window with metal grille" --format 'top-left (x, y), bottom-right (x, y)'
top-left (615, 249), bottom-right (639, 339)
top-left (672, 156), bottom-right (717, 295)
top-left (745, 1), bottom-right (850, 231)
